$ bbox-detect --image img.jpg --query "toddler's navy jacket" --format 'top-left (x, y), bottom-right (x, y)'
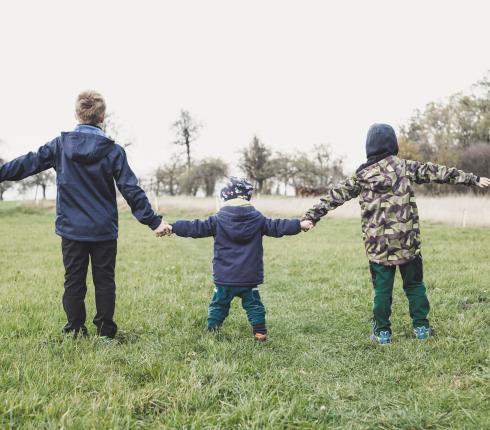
top-left (172, 204), bottom-right (301, 286)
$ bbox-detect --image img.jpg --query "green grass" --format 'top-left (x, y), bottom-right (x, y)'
top-left (0, 204), bottom-right (489, 429)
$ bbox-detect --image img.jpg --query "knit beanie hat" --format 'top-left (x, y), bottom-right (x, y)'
top-left (220, 177), bottom-right (254, 201)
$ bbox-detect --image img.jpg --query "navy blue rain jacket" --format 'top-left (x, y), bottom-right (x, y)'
top-left (0, 132), bottom-right (161, 241)
top-left (172, 205), bottom-right (301, 286)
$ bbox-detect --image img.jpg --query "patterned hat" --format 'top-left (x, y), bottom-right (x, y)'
top-left (220, 176), bottom-right (254, 201)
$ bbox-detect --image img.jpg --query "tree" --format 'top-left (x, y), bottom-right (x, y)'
top-left (197, 158), bottom-right (229, 197)
top-left (171, 110), bottom-right (202, 170)
top-left (239, 135), bottom-right (274, 193)
top-left (155, 155), bottom-right (185, 196)
top-left (0, 181), bottom-right (13, 201)
top-left (311, 144), bottom-right (344, 187)
top-left (460, 143), bottom-right (490, 194)
top-left (178, 166), bottom-right (202, 196)
top-left (398, 134), bottom-right (422, 161)
top-left (101, 112), bottom-right (135, 148)
top-left (398, 72), bottom-right (490, 194)
top-left (0, 157), bottom-right (14, 200)
top-left (290, 153), bottom-right (318, 192)
top-left (20, 171), bottom-right (54, 200)
top-left (272, 152), bottom-right (296, 195)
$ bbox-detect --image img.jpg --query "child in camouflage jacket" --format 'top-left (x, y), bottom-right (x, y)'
top-left (303, 123), bottom-right (490, 344)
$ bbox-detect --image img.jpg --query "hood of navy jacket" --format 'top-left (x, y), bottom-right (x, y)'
top-left (215, 205), bottom-right (264, 243)
top-left (365, 123), bottom-right (399, 159)
top-left (61, 132), bottom-right (115, 165)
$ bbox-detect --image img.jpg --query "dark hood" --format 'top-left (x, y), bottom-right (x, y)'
top-left (60, 132), bottom-right (115, 164)
top-left (216, 205), bottom-right (264, 243)
top-left (365, 123), bottom-right (399, 159)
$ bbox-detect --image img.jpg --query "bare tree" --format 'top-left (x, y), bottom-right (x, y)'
top-left (20, 171), bottom-right (54, 200)
top-left (171, 110), bottom-right (202, 170)
top-left (155, 155), bottom-right (185, 196)
top-left (271, 152), bottom-right (296, 195)
top-left (102, 112), bottom-right (135, 148)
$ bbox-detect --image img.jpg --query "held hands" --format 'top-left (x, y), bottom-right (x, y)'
top-left (154, 220), bottom-right (173, 237)
top-left (300, 220), bottom-right (314, 232)
top-left (477, 177), bottom-right (490, 188)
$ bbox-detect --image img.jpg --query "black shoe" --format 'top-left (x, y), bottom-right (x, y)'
top-left (62, 326), bottom-right (88, 339)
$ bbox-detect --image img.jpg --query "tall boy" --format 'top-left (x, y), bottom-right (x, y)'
top-left (0, 91), bottom-right (167, 339)
top-left (303, 123), bottom-right (489, 344)
top-left (161, 177), bottom-right (312, 341)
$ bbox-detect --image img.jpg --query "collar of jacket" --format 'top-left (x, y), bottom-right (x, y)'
top-left (224, 198), bottom-right (252, 207)
top-left (74, 124), bottom-right (106, 137)
top-left (356, 152), bottom-right (393, 173)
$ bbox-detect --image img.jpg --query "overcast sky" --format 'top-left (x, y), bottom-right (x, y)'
top-left (1, 0), bottom-right (489, 179)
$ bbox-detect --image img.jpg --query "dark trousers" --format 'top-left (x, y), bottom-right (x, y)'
top-left (208, 285), bottom-right (267, 334)
top-left (61, 238), bottom-right (118, 338)
top-left (370, 255), bottom-right (430, 334)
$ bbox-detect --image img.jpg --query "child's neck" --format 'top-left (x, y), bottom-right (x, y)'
top-left (224, 198), bottom-right (252, 207)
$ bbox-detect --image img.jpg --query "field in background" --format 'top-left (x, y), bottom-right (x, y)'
top-left (153, 195), bottom-right (490, 227)
top-left (12, 195), bottom-right (490, 227)
top-left (0, 205), bottom-right (489, 428)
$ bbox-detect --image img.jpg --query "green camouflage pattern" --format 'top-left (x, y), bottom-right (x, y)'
top-left (303, 156), bottom-right (478, 266)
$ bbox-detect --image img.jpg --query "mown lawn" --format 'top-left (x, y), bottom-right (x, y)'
top-left (0, 204), bottom-right (489, 429)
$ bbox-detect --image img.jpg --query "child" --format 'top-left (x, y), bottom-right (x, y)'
top-left (302, 123), bottom-right (490, 344)
top-left (0, 91), bottom-right (167, 339)
top-left (161, 177), bottom-right (312, 341)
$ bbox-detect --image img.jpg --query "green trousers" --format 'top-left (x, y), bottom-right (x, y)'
top-left (208, 285), bottom-right (266, 333)
top-left (370, 256), bottom-right (430, 334)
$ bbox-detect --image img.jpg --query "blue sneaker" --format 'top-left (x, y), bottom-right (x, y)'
top-left (371, 331), bottom-right (391, 345)
top-left (414, 326), bottom-right (432, 340)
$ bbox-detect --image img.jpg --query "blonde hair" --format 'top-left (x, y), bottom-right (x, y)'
top-left (75, 90), bottom-right (106, 125)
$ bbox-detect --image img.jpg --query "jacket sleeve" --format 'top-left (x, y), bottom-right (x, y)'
top-left (262, 218), bottom-right (301, 237)
top-left (172, 216), bottom-right (216, 238)
top-left (0, 139), bottom-right (57, 182)
top-left (405, 159), bottom-right (479, 186)
top-left (113, 147), bottom-right (162, 230)
top-left (302, 176), bottom-right (361, 224)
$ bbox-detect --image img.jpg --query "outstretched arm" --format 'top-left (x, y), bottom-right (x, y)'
top-left (113, 147), bottom-right (162, 230)
top-left (0, 139), bottom-right (57, 182)
top-left (262, 218), bottom-right (301, 237)
top-left (171, 216), bottom-right (216, 238)
top-left (405, 160), bottom-right (481, 186)
top-left (302, 176), bottom-right (361, 224)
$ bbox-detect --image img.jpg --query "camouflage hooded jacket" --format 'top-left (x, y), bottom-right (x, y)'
top-left (303, 156), bottom-right (479, 266)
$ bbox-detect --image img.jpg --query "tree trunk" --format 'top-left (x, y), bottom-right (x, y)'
top-left (169, 178), bottom-right (175, 196)
top-left (206, 180), bottom-right (215, 197)
top-left (0, 191), bottom-right (3, 201)
top-left (42, 184), bottom-right (47, 199)
top-left (185, 137), bottom-right (191, 170)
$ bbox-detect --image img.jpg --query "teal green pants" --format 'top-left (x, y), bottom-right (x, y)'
top-left (370, 256), bottom-right (430, 334)
top-left (208, 285), bottom-right (266, 334)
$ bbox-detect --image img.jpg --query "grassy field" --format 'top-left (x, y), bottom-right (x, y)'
top-left (0, 203), bottom-right (489, 429)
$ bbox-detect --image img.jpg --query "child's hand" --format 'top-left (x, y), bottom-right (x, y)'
top-left (154, 221), bottom-right (173, 237)
top-left (300, 220), bottom-right (314, 232)
top-left (477, 177), bottom-right (490, 188)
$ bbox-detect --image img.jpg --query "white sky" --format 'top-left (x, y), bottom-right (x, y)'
top-left (1, 0), bottom-right (489, 179)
